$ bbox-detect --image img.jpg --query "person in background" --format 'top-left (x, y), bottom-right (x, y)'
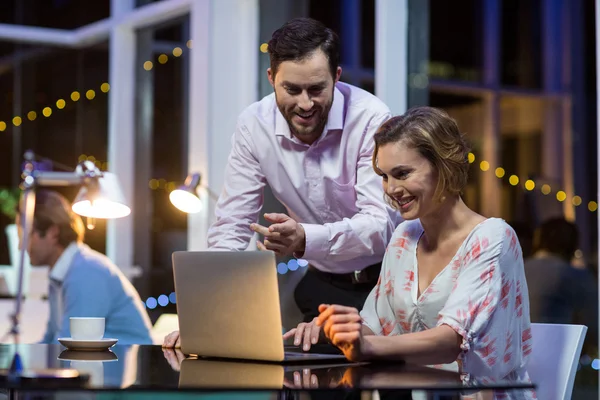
top-left (524, 217), bottom-right (598, 333)
top-left (509, 221), bottom-right (533, 259)
top-left (164, 17), bottom-right (400, 348)
top-left (17, 190), bottom-right (153, 344)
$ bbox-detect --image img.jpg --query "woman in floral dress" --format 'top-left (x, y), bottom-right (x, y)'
top-left (287, 106), bottom-right (535, 399)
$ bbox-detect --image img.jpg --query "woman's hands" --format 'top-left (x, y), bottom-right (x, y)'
top-left (282, 317), bottom-right (322, 351)
top-left (315, 304), bottom-right (368, 362)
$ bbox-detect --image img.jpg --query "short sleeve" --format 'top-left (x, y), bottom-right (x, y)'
top-left (360, 273), bottom-right (385, 335)
top-left (360, 221), bottom-right (418, 336)
top-left (437, 220), bottom-right (531, 379)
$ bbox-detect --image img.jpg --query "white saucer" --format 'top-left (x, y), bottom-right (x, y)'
top-left (58, 338), bottom-right (118, 351)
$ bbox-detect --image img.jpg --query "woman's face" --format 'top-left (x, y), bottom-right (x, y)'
top-left (376, 141), bottom-right (440, 220)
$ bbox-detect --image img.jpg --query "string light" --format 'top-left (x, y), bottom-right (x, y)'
top-left (259, 43), bottom-right (269, 53)
top-left (495, 167), bottom-right (505, 178)
top-left (144, 292), bottom-right (177, 309)
top-left (524, 180), bottom-right (535, 191)
top-left (277, 259), bottom-right (309, 275)
top-left (158, 54), bottom-right (168, 64)
top-left (541, 184), bottom-right (551, 195)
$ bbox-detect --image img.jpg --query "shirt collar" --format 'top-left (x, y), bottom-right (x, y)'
top-left (49, 242), bottom-right (84, 283)
top-left (275, 85), bottom-right (344, 139)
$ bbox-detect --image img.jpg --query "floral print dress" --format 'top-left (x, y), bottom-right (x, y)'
top-left (360, 218), bottom-right (536, 400)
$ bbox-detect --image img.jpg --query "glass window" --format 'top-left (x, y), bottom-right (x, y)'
top-left (500, 0), bottom-right (542, 89)
top-left (429, 0), bottom-right (483, 82)
top-left (133, 18), bottom-right (189, 311)
top-left (0, 0), bottom-right (110, 29)
top-left (149, 23), bottom-right (188, 271)
top-left (361, 0), bottom-right (375, 69)
top-left (499, 96), bottom-right (544, 221)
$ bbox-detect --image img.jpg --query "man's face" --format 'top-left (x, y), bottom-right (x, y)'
top-left (268, 49), bottom-right (342, 145)
top-left (16, 214), bottom-right (57, 266)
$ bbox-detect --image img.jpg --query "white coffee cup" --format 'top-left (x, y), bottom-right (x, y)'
top-left (70, 317), bottom-right (105, 340)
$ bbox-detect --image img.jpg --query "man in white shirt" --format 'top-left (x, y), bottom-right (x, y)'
top-left (164, 18), bottom-right (398, 348)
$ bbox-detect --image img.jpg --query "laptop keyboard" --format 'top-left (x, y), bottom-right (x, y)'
top-left (284, 343), bottom-right (344, 355)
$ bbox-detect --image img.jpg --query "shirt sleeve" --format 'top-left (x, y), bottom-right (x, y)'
top-left (359, 224), bottom-right (407, 336)
top-left (436, 221), bottom-right (532, 379)
top-left (57, 268), bottom-right (112, 340)
top-left (300, 111), bottom-right (400, 268)
top-left (360, 274), bottom-right (384, 335)
top-left (206, 121), bottom-right (267, 251)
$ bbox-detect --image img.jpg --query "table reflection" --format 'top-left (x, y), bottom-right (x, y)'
top-left (57, 349), bottom-right (118, 387)
top-left (163, 347), bottom-right (534, 395)
top-left (0, 344), bottom-right (536, 396)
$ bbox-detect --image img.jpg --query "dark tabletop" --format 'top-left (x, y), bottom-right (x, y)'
top-left (0, 344), bottom-right (535, 395)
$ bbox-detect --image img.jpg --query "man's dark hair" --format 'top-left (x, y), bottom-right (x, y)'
top-left (533, 217), bottom-right (579, 262)
top-left (267, 17), bottom-right (340, 78)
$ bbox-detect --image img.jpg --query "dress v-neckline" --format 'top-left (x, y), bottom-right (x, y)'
top-left (412, 218), bottom-right (493, 303)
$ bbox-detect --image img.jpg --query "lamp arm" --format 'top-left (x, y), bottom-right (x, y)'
top-left (33, 171), bottom-right (85, 187)
top-left (10, 187), bottom-right (36, 339)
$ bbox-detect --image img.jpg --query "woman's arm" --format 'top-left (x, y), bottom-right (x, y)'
top-left (318, 305), bottom-right (461, 363)
top-left (363, 324), bottom-right (462, 365)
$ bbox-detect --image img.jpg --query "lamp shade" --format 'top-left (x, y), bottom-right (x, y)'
top-left (169, 173), bottom-right (202, 214)
top-left (72, 172), bottom-right (131, 219)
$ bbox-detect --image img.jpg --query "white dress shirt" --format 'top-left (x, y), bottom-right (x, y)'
top-left (207, 82), bottom-right (400, 274)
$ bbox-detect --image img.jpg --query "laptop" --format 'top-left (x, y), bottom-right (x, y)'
top-left (172, 251), bottom-right (348, 363)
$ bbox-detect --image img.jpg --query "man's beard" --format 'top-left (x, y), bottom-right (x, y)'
top-left (276, 95), bottom-right (333, 144)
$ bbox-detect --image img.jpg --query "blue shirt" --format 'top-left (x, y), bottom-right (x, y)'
top-left (41, 242), bottom-right (153, 344)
